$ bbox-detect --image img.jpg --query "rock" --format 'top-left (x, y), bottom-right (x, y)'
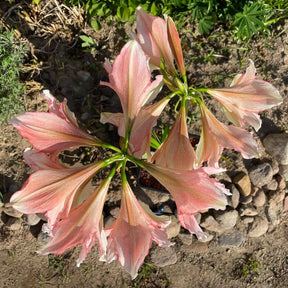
top-left (239, 206), bottom-right (258, 217)
top-left (137, 187), bottom-right (170, 205)
top-left (76, 70), bottom-right (91, 82)
top-left (194, 213), bottom-right (201, 224)
top-left (263, 133), bottom-right (288, 165)
top-left (228, 184), bottom-right (240, 208)
top-left (239, 195), bottom-right (253, 205)
top-left (166, 216), bottom-right (181, 239)
top-left (37, 231), bottom-right (50, 245)
top-left (233, 172), bottom-right (252, 196)
top-left (2, 206), bottom-right (23, 218)
top-left (151, 246), bottom-right (177, 267)
top-left (271, 160), bottom-right (279, 175)
top-left (247, 216), bottom-right (268, 238)
top-left (248, 163), bottom-right (273, 187)
top-left (268, 189), bottom-right (286, 204)
top-left (242, 216), bottom-right (254, 225)
top-left (22, 214), bottom-right (41, 226)
top-left (6, 217), bottom-right (22, 231)
top-left (284, 196), bottom-right (288, 212)
top-left (275, 174), bottom-right (286, 190)
top-left (182, 242), bottom-right (209, 253)
top-left (200, 215), bottom-right (225, 234)
top-left (214, 209), bottom-right (238, 230)
top-left (266, 200), bottom-right (283, 225)
top-left (253, 190), bottom-right (267, 207)
top-left (104, 215), bottom-right (115, 228)
top-left (178, 233), bottom-right (193, 245)
top-left (218, 230), bottom-right (245, 247)
top-left (279, 165), bottom-right (288, 181)
top-left (109, 207), bottom-right (120, 218)
top-left (263, 179), bottom-right (278, 191)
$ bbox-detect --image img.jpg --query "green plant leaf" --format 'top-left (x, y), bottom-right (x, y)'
top-left (91, 19), bottom-right (102, 31)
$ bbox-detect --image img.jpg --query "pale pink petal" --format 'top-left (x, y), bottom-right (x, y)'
top-left (39, 176), bottom-right (111, 264)
top-left (128, 96), bottom-right (170, 159)
top-left (152, 106), bottom-right (197, 169)
top-left (207, 60), bottom-right (282, 131)
top-left (100, 112), bottom-right (126, 138)
top-left (142, 162), bottom-right (229, 238)
top-left (136, 7), bottom-right (176, 74)
top-left (10, 161), bottom-right (104, 228)
top-left (101, 40), bottom-right (163, 126)
top-left (23, 149), bottom-right (66, 170)
top-left (196, 104), bottom-right (260, 167)
top-left (10, 93), bottom-right (101, 153)
top-left (167, 16), bottom-right (185, 76)
top-left (106, 180), bottom-right (171, 279)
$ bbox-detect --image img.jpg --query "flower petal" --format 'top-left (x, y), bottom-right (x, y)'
top-left (136, 7), bottom-right (175, 74)
top-left (142, 162), bottom-right (229, 238)
top-left (10, 161), bottom-right (104, 228)
top-left (105, 180), bottom-right (171, 279)
top-left (10, 92), bottom-right (101, 153)
top-left (196, 104), bottom-right (260, 167)
top-left (207, 60), bottom-right (282, 131)
top-left (39, 176), bottom-right (111, 264)
top-left (101, 40), bottom-right (163, 127)
top-left (152, 106), bottom-right (197, 169)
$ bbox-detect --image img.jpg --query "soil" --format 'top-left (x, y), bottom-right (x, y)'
top-left (1, 1), bottom-right (288, 287)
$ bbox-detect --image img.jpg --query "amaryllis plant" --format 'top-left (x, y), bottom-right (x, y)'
top-left (9, 7), bottom-right (282, 278)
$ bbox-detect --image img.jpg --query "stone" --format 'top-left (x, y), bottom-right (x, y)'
top-left (200, 215), bottom-right (225, 234)
top-left (268, 189), bottom-right (286, 204)
top-left (166, 216), bottom-right (181, 239)
top-left (284, 196), bottom-right (288, 212)
top-left (263, 179), bottom-right (278, 191)
top-left (2, 206), bottom-right (23, 218)
top-left (6, 217), bottom-right (22, 231)
top-left (266, 200), bottom-right (283, 225)
top-left (109, 207), bottom-right (120, 218)
top-left (239, 206), bottom-right (258, 217)
top-left (104, 215), bottom-right (115, 228)
top-left (37, 231), bottom-right (50, 245)
top-left (178, 233), bottom-right (193, 245)
top-left (198, 232), bottom-right (214, 243)
top-left (228, 184), bottom-right (240, 208)
top-left (137, 187), bottom-right (170, 205)
top-left (151, 246), bottom-right (177, 267)
top-left (218, 230), bottom-right (245, 247)
top-left (242, 216), bottom-right (254, 225)
top-left (271, 160), bottom-right (279, 175)
top-left (76, 70), bottom-right (91, 82)
top-left (279, 165), bottom-right (288, 181)
top-left (275, 174), bottom-right (286, 190)
top-left (233, 172), bottom-right (252, 196)
top-left (22, 214), bottom-right (42, 226)
top-left (253, 190), bottom-right (267, 207)
top-left (239, 195), bottom-right (253, 205)
top-left (214, 209), bottom-right (238, 230)
top-left (182, 242), bottom-right (209, 253)
top-left (263, 133), bottom-right (288, 165)
top-left (247, 216), bottom-right (268, 237)
top-left (248, 163), bottom-right (274, 187)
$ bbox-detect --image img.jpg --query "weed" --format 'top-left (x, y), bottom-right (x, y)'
top-left (234, 256), bottom-right (261, 279)
top-left (0, 28), bottom-right (26, 124)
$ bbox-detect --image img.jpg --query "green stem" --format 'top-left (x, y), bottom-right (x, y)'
top-left (100, 142), bottom-right (122, 154)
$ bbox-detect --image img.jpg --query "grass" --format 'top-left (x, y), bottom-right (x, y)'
top-left (0, 28), bottom-right (26, 124)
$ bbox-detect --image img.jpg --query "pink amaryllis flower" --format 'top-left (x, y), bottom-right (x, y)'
top-left (101, 96), bottom-right (170, 159)
top-left (141, 162), bottom-right (229, 238)
top-left (101, 40), bottom-right (163, 132)
top-left (105, 179), bottom-right (171, 279)
top-left (196, 103), bottom-right (260, 167)
top-left (39, 174), bottom-right (113, 266)
top-left (151, 106), bottom-right (197, 169)
top-left (136, 7), bottom-right (185, 77)
top-left (9, 154), bottom-right (109, 229)
top-left (207, 60), bottom-right (282, 131)
top-left (10, 90), bottom-right (101, 153)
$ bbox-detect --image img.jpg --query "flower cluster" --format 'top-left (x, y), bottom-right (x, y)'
top-left (9, 7), bottom-right (282, 278)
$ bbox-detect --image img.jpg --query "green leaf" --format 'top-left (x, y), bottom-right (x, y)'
top-left (198, 16), bottom-right (214, 35)
top-left (91, 19), bottom-right (102, 31)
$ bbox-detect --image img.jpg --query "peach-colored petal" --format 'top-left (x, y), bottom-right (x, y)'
top-left (10, 92), bottom-right (101, 153)
top-left (100, 112), bottom-right (125, 138)
top-left (136, 7), bottom-right (176, 74)
top-left (39, 176), bottom-right (111, 264)
top-left (152, 106), bottom-right (197, 169)
top-left (196, 104), bottom-right (260, 167)
top-left (105, 180), bottom-right (171, 279)
top-left (101, 40), bottom-right (163, 128)
top-left (167, 16), bottom-right (185, 76)
top-left (142, 162), bottom-right (229, 238)
top-left (207, 60), bottom-right (282, 131)
top-left (10, 161), bottom-right (104, 229)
